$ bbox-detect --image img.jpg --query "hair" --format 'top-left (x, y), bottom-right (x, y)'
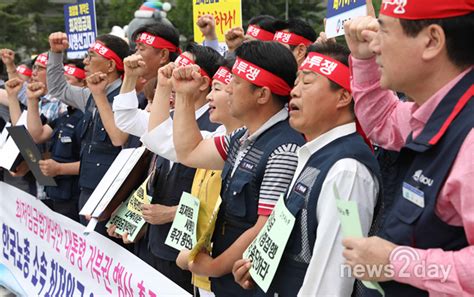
top-left (223, 55), bottom-right (236, 70)
top-left (65, 59), bottom-right (85, 70)
top-left (143, 77), bottom-right (157, 101)
top-left (95, 34), bottom-right (130, 74)
top-left (131, 22), bottom-right (181, 61)
top-left (248, 15), bottom-right (287, 33)
top-left (307, 42), bottom-right (354, 114)
top-left (185, 43), bottom-right (224, 80)
top-left (235, 40), bottom-right (298, 106)
top-left (286, 18), bottom-right (317, 50)
top-left (399, 12), bottom-right (474, 67)
top-left (32, 52), bottom-right (48, 66)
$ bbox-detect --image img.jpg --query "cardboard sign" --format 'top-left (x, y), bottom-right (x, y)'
top-left (165, 192), bottom-right (200, 251)
top-left (193, 0), bottom-right (242, 52)
top-left (106, 194), bottom-right (149, 242)
top-left (243, 195), bottom-right (295, 293)
top-left (325, 0), bottom-right (367, 38)
top-left (334, 184), bottom-right (385, 296)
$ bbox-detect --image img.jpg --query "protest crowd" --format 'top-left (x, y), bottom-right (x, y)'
top-left (0, 0), bottom-right (473, 296)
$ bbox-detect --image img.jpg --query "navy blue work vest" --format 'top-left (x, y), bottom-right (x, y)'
top-left (78, 86), bottom-right (123, 190)
top-left (147, 108), bottom-right (219, 261)
top-left (366, 70), bottom-right (474, 297)
top-left (45, 108), bottom-right (84, 200)
top-left (266, 132), bottom-right (381, 296)
top-left (210, 119), bottom-right (305, 297)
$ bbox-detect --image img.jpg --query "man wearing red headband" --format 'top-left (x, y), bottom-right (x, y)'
top-left (47, 32), bottom-right (133, 231)
top-left (232, 42), bottom-right (381, 296)
top-left (273, 19), bottom-right (317, 66)
top-left (342, 1), bottom-right (474, 296)
top-left (112, 22), bottom-right (180, 137)
top-left (63, 60), bottom-right (86, 87)
top-left (110, 43), bottom-right (223, 293)
top-left (170, 40), bottom-right (305, 296)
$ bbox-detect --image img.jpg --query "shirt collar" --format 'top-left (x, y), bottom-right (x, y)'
top-left (299, 122), bottom-right (356, 158)
top-left (411, 67), bottom-right (473, 133)
top-left (106, 78), bottom-right (122, 96)
top-left (242, 108), bottom-right (288, 144)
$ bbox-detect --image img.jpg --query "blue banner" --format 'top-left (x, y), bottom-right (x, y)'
top-left (64, 0), bottom-right (97, 59)
top-left (327, 0), bottom-right (366, 18)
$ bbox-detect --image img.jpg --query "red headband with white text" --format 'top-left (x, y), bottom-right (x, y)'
top-left (90, 41), bottom-right (124, 71)
top-left (274, 31), bottom-right (312, 47)
top-left (300, 52), bottom-right (351, 92)
top-left (35, 53), bottom-right (48, 68)
top-left (246, 25), bottom-right (275, 41)
top-left (136, 32), bottom-right (181, 53)
top-left (17, 65), bottom-right (32, 77)
top-left (380, 0), bottom-right (473, 20)
top-left (213, 67), bottom-right (232, 85)
top-left (64, 64), bottom-right (86, 80)
top-left (232, 57), bottom-right (292, 96)
top-left (174, 54), bottom-right (211, 81)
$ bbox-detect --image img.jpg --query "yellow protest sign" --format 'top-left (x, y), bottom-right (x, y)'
top-left (193, 0), bottom-right (242, 43)
top-left (127, 175), bottom-right (152, 215)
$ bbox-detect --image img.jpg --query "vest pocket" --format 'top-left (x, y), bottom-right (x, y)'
top-left (391, 193), bottom-right (424, 225)
top-left (226, 178), bottom-right (250, 218)
top-left (94, 121), bottom-right (107, 142)
top-left (53, 128), bottom-right (75, 159)
top-left (79, 150), bottom-right (117, 189)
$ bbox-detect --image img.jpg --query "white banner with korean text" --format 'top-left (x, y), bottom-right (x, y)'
top-left (0, 182), bottom-right (191, 297)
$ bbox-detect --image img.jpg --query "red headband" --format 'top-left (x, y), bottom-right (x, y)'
top-left (232, 57), bottom-right (292, 96)
top-left (213, 66), bottom-right (232, 85)
top-left (64, 64), bottom-right (86, 80)
top-left (300, 52), bottom-right (351, 92)
top-left (90, 41), bottom-right (124, 71)
top-left (246, 25), bottom-right (275, 41)
top-left (380, 0), bottom-right (473, 20)
top-left (274, 31), bottom-right (313, 47)
top-left (35, 53), bottom-right (48, 68)
top-left (136, 32), bottom-right (181, 53)
top-left (17, 65), bottom-right (32, 77)
top-left (174, 54), bottom-right (211, 81)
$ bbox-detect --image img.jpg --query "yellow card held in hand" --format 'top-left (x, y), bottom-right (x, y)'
top-left (127, 175), bottom-right (152, 215)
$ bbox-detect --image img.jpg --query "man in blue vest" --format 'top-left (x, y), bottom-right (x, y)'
top-left (342, 1), bottom-right (473, 296)
top-left (46, 32), bottom-right (131, 228)
top-left (232, 42), bottom-right (381, 296)
top-left (171, 40), bottom-right (305, 296)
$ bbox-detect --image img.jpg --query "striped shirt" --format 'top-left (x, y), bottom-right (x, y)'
top-left (213, 109), bottom-right (300, 215)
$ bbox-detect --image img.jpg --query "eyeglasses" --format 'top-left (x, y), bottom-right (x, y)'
top-left (32, 65), bottom-right (46, 72)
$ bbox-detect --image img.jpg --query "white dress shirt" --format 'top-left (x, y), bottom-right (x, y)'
top-left (291, 123), bottom-right (379, 297)
top-left (113, 90), bottom-right (150, 137)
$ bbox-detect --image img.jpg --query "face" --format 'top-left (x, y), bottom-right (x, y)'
top-left (135, 42), bottom-right (163, 80)
top-left (289, 70), bottom-right (340, 139)
top-left (31, 63), bottom-right (47, 85)
top-left (207, 80), bottom-right (233, 124)
top-left (225, 75), bottom-right (258, 121)
top-left (370, 15), bottom-right (425, 92)
top-left (65, 74), bottom-right (85, 87)
top-left (83, 49), bottom-right (113, 76)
